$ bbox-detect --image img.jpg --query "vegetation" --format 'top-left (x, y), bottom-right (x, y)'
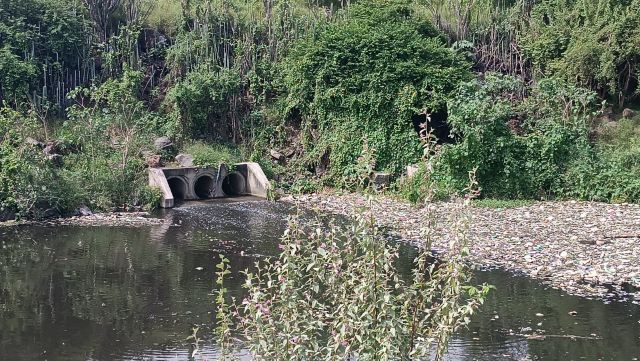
top-left (213, 199), bottom-right (491, 360)
top-left (3, 0), bottom-right (639, 358)
top-left (184, 141), bottom-right (242, 168)
top-left (1, 0), bottom-right (640, 220)
top-left (279, 2), bottom-right (471, 183)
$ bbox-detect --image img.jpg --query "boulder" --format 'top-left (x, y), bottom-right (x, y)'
top-left (43, 141), bottom-right (60, 156)
top-left (154, 136), bottom-right (173, 151)
top-left (175, 153), bottom-right (194, 167)
top-left (76, 205), bottom-right (93, 217)
top-left (284, 147), bottom-right (296, 158)
top-left (0, 208), bottom-right (16, 222)
top-left (601, 106), bottom-right (614, 122)
top-left (47, 154), bottom-right (63, 167)
top-left (622, 108), bottom-right (636, 119)
top-left (42, 207), bottom-right (60, 219)
top-left (25, 137), bottom-right (43, 148)
top-left (140, 149), bottom-right (153, 158)
top-left (270, 149), bottom-right (285, 162)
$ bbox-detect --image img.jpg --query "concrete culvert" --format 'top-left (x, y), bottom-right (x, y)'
top-left (194, 175), bottom-right (214, 199)
top-left (222, 172), bottom-right (246, 196)
top-left (167, 177), bottom-right (187, 200)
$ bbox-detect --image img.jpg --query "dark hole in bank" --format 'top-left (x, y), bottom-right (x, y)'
top-left (222, 172), bottom-right (246, 196)
top-left (194, 175), bottom-right (214, 199)
top-left (167, 177), bottom-right (187, 200)
top-left (411, 105), bottom-right (454, 144)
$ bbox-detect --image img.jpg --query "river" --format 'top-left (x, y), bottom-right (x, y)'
top-left (1, 199), bottom-right (639, 360)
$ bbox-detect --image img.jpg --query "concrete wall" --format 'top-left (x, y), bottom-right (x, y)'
top-left (148, 162), bottom-right (271, 208)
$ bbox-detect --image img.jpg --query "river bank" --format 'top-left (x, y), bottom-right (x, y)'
top-left (0, 211), bottom-right (164, 228)
top-left (287, 192), bottom-right (640, 303)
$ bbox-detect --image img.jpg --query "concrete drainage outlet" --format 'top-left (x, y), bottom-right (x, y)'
top-left (167, 177), bottom-right (187, 200)
top-left (222, 172), bottom-right (246, 196)
top-left (148, 163), bottom-right (270, 208)
top-left (194, 175), bottom-right (215, 199)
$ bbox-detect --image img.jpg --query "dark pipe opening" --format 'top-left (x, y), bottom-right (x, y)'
top-left (222, 172), bottom-right (246, 196)
top-left (167, 177), bottom-right (187, 200)
top-left (194, 175), bottom-right (214, 199)
top-left (411, 105), bottom-right (453, 144)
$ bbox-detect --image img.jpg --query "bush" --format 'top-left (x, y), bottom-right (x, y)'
top-left (281, 0), bottom-right (471, 186)
top-left (184, 141), bottom-right (242, 168)
top-left (165, 66), bottom-right (242, 140)
top-left (0, 107), bottom-right (65, 218)
top-left (560, 118), bottom-right (640, 202)
top-left (394, 163), bottom-right (437, 204)
top-left (0, 0), bottom-right (90, 106)
top-left (519, 0), bottom-right (640, 105)
top-left (215, 202), bottom-right (491, 360)
top-left (435, 74), bottom-right (595, 199)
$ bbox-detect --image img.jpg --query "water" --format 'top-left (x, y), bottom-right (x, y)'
top-left (1, 199), bottom-right (639, 361)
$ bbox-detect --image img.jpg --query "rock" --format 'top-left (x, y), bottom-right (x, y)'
top-left (270, 149), bottom-right (285, 162)
top-left (42, 208), bottom-right (60, 219)
top-left (622, 108), bottom-right (636, 119)
top-left (599, 106), bottom-right (614, 122)
top-left (77, 205), bottom-right (93, 217)
top-left (284, 148), bottom-right (296, 158)
top-left (145, 154), bottom-right (162, 168)
top-left (369, 172), bottom-right (391, 191)
top-left (0, 208), bottom-right (16, 222)
top-left (406, 165), bottom-right (420, 178)
top-left (25, 137), bottom-right (43, 148)
top-left (175, 153), bottom-right (194, 167)
top-left (154, 136), bottom-right (173, 151)
top-left (43, 141), bottom-right (61, 156)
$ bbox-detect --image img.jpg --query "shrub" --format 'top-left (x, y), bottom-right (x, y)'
top-left (0, 107), bottom-right (67, 218)
top-left (215, 200), bottom-right (491, 360)
top-left (394, 163), bottom-right (435, 204)
top-left (165, 66), bottom-right (242, 140)
top-left (281, 0), bottom-right (471, 186)
top-left (435, 73), bottom-right (595, 199)
top-left (184, 141), bottom-right (242, 168)
top-left (519, 0), bottom-right (640, 105)
top-left (560, 118), bottom-right (640, 202)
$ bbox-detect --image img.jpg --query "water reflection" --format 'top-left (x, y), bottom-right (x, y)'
top-left (0, 199), bottom-right (639, 360)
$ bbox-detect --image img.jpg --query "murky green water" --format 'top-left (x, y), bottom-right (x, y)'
top-left (1, 200), bottom-right (639, 360)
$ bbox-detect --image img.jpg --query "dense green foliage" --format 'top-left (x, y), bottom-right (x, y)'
top-left (216, 204), bottom-right (490, 359)
top-left (435, 74), bottom-right (596, 199)
top-left (1, 0), bottom-right (640, 219)
top-left (0, 70), bottom-right (162, 219)
top-left (520, 0), bottom-right (640, 105)
top-left (0, 0), bottom-right (90, 107)
top-left (184, 141), bottom-right (242, 168)
top-left (281, 1), bottom-right (471, 184)
top-left (561, 117), bottom-right (640, 202)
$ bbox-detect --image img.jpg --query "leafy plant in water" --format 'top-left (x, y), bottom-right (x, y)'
top-left (215, 179), bottom-right (490, 360)
top-left (214, 254), bottom-right (236, 360)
